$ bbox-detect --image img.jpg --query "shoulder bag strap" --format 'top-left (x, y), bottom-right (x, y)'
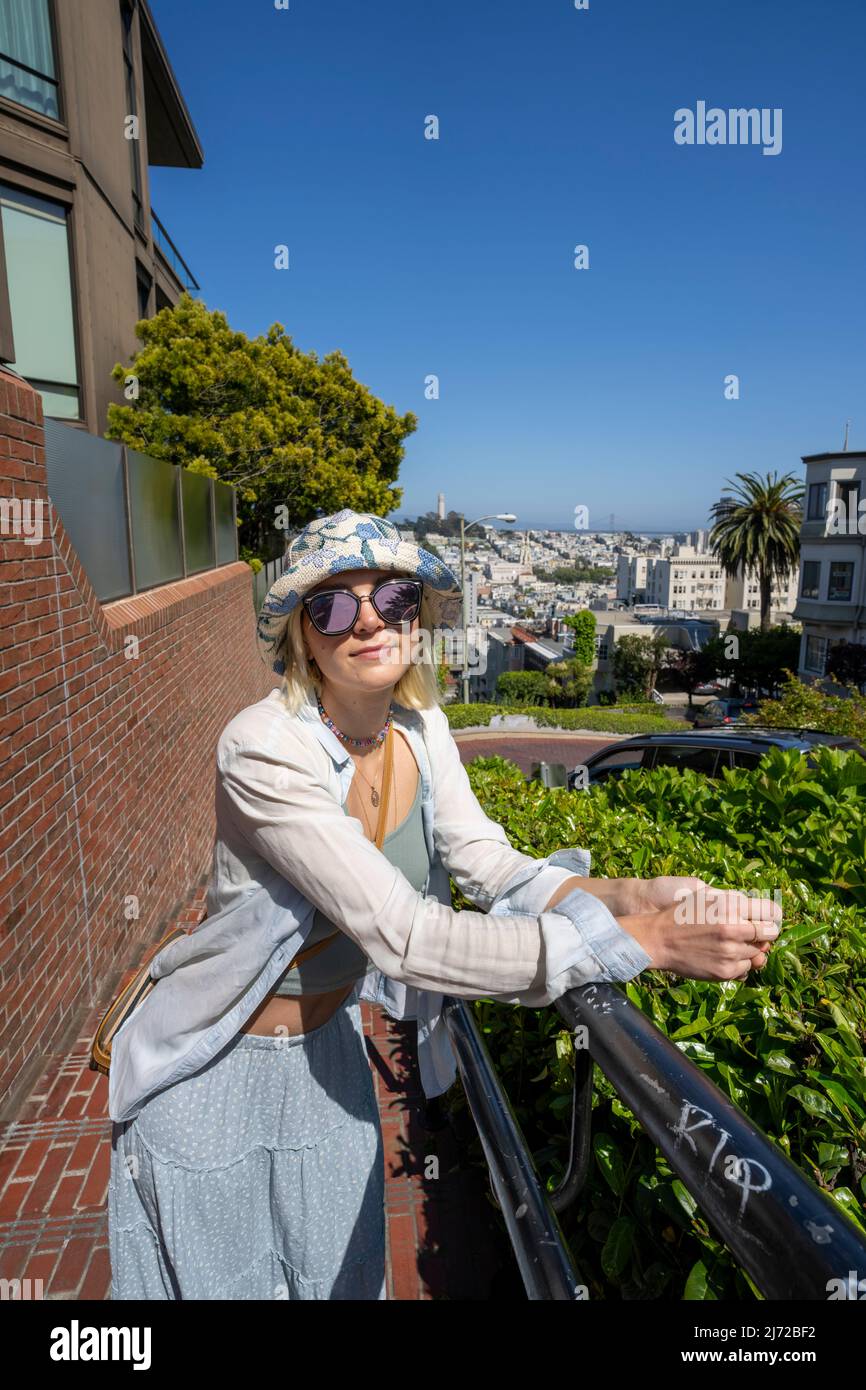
top-left (288, 724), bottom-right (395, 968)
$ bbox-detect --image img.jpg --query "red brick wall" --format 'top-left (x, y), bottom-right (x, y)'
top-left (0, 368), bottom-right (277, 1117)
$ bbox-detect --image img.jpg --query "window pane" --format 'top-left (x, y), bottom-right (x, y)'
top-left (804, 636), bottom-right (827, 673)
top-left (588, 748), bottom-right (647, 776)
top-left (828, 562), bottom-right (854, 601)
top-left (30, 381), bottom-right (79, 417)
top-left (652, 745), bottom-right (719, 774)
top-left (801, 560), bottom-right (821, 599)
top-left (0, 0), bottom-right (58, 119)
top-left (731, 751), bottom-right (763, 769)
top-left (0, 183), bottom-right (79, 412)
top-left (807, 483), bottom-right (828, 520)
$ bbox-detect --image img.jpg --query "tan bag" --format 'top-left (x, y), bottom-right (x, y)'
top-left (89, 727), bottom-right (395, 1076)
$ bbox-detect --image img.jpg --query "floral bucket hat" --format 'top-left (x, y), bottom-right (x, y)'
top-left (256, 509), bottom-right (464, 675)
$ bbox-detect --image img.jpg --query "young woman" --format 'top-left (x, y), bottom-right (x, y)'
top-left (107, 509), bottom-right (780, 1300)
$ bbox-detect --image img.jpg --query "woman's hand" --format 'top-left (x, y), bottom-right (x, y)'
top-left (629, 875), bottom-right (709, 915)
top-left (614, 887), bottom-right (782, 982)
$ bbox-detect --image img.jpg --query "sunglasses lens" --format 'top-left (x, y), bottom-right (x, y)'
top-left (375, 580), bottom-right (421, 623)
top-left (306, 590), bottom-right (358, 633)
top-left (306, 579), bottom-right (421, 633)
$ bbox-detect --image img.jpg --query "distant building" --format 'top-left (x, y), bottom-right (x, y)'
top-left (724, 565), bottom-right (799, 617)
top-left (792, 450), bottom-right (866, 680)
top-left (616, 546), bottom-right (727, 610)
top-left (0, 0), bottom-right (203, 434)
top-left (616, 554), bottom-right (650, 602)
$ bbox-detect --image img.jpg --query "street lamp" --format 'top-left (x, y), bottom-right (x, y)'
top-left (459, 512), bottom-right (517, 704)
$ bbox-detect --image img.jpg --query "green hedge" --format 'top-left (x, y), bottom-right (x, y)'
top-left (440, 752), bottom-right (866, 1300)
top-left (445, 701), bottom-right (681, 735)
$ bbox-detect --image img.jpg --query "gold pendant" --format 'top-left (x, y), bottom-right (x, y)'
top-left (371, 788), bottom-right (380, 806)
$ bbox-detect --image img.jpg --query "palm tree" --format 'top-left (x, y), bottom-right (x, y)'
top-left (708, 471), bottom-right (803, 632)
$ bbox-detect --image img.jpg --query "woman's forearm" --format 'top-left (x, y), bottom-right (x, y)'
top-left (543, 875), bottom-right (637, 916)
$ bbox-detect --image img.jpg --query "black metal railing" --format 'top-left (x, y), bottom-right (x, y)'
top-left (441, 983), bottom-right (866, 1301)
top-left (152, 210), bottom-right (200, 294)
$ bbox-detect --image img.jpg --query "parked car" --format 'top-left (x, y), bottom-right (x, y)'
top-left (688, 696), bottom-right (760, 728)
top-left (567, 727), bottom-right (866, 790)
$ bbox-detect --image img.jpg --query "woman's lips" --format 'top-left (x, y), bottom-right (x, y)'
top-left (352, 644), bottom-right (392, 659)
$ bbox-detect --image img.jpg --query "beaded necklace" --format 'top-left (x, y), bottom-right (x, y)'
top-left (316, 694), bottom-right (394, 749)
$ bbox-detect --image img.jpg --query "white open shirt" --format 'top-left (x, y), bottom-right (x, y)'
top-left (108, 687), bottom-right (651, 1122)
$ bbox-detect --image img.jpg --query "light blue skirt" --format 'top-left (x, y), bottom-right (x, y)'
top-left (108, 982), bottom-right (386, 1300)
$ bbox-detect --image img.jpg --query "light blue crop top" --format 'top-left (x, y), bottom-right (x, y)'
top-left (272, 770), bottom-right (429, 995)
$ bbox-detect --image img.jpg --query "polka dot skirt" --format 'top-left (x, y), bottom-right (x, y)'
top-left (108, 983), bottom-right (386, 1300)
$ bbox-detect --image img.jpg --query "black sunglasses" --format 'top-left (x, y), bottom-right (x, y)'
top-left (302, 577), bottom-right (423, 636)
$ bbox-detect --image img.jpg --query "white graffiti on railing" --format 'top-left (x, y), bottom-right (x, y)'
top-left (671, 1101), bottom-right (772, 1219)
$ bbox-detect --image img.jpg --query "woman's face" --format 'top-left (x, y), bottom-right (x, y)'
top-left (301, 568), bottom-right (421, 699)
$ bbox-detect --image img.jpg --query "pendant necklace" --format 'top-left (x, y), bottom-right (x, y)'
top-left (317, 695), bottom-right (394, 806)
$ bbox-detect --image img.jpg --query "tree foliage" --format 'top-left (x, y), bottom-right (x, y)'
top-left (742, 672), bottom-right (866, 741)
top-left (708, 471), bottom-right (803, 632)
top-left (695, 625), bottom-right (802, 698)
top-left (826, 640), bottom-right (866, 694)
top-left (563, 609), bottom-right (597, 666)
top-left (106, 293), bottom-right (417, 556)
top-left (612, 633), bottom-right (670, 698)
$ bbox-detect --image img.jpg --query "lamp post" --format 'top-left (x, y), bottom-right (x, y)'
top-left (459, 512), bottom-right (517, 704)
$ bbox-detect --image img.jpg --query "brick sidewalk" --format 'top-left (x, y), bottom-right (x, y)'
top-left (0, 896), bottom-right (506, 1301)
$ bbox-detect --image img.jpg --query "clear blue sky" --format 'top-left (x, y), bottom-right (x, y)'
top-left (148, 0), bottom-right (866, 532)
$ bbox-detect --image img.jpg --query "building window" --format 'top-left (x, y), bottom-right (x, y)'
top-left (120, 1), bottom-right (145, 232)
top-left (136, 261), bottom-right (152, 321)
top-left (807, 481), bottom-right (829, 521)
top-left (800, 560), bottom-right (821, 599)
top-left (0, 183), bottom-right (80, 418)
top-left (834, 479), bottom-right (861, 530)
top-left (836, 479), bottom-right (860, 506)
top-left (828, 561), bottom-right (854, 602)
top-left (0, 0), bottom-right (59, 120)
top-left (803, 635), bottom-right (828, 674)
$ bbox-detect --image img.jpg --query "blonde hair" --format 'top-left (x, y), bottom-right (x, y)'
top-left (276, 580), bottom-right (446, 716)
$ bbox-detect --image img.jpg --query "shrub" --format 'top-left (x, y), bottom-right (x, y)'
top-left (444, 753), bottom-right (866, 1300)
top-left (745, 672), bottom-right (866, 742)
top-left (445, 702), bottom-right (681, 735)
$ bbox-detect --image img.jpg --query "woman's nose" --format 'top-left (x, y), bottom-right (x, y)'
top-left (353, 595), bottom-right (386, 633)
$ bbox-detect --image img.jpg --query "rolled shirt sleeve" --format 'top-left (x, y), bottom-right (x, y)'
top-left (214, 707), bottom-right (652, 1007)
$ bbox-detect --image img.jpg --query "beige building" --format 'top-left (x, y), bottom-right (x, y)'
top-left (618, 544), bottom-right (798, 618)
top-left (724, 565), bottom-right (799, 616)
top-left (640, 547), bottom-right (727, 610)
top-left (0, 0), bottom-right (202, 434)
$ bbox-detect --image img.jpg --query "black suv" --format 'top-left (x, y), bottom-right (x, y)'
top-left (688, 696), bottom-right (760, 728)
top-left (567, 727), bottom-right (866, 789)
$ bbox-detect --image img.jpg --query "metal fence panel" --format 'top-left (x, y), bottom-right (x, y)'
top-left (214, 481), bottom-right (236, 565)
top-left (126, 447), bottom-right (183, 591)
top-left (43, 419), bottom-right (130, 601)
top-left (181, 468), bottom-right (215, 574)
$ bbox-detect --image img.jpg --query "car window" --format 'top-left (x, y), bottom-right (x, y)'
top-left (731, 750), bottom-right (764, 769)
top-left (650, 745), bottom-right (720, 775)
top-left (586, 747), bottom-right (648, 779)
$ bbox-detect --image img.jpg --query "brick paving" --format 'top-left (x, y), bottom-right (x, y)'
top-left (454, 730), bottom-right (616, 779)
